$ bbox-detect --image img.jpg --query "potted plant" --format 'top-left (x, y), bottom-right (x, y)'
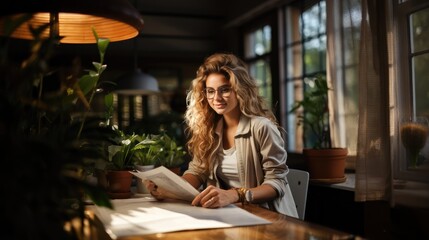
top-left (101, 130), bottom-right (187, 195)
top-left (152, 132), bottom-right (187, 175)
top-left (132, 133), bottom-right (163, 168)
top-left (130, 134), bottom-right (162, 193)
top-left (289, 74), bottom-right (347, 181)
top-left (1, 18), bottom-right (114, 238)
top-left (104, 128), bottom-right (140, 198)
top-left (130, 132), bottom-right (187, 173)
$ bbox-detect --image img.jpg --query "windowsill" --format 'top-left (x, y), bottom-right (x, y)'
top-left (308, 173), bottom-right (429, 208)
top-left (310, 173), bottom-right (355, 192)
top-left (393, 180), bottom-right (429, 209)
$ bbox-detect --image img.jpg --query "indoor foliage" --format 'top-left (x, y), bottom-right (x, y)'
top-left (0, 16), bottom-right (114, 239)
top-left (108, 129), bottom-right (187, 169)
top-left (290, 74), bottom-right (332, 149)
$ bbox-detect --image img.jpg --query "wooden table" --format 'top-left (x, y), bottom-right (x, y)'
top-left (87, 202), bottom-right (362, 240)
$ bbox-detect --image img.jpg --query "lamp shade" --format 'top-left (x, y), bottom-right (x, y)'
top-left (115, 68), bottom-right (160, 95)
top-left (0, 0), bottom-right (144, 43)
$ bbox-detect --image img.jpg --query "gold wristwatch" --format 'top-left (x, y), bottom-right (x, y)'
top-left (244, 189), bottom-right (253, 203)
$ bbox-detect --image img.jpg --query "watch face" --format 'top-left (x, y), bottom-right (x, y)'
top-left (245, 189), bottom-right (253, 202)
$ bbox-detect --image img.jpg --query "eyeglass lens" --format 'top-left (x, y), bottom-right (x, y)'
top-left (204, 86), bottom-right (231, 99)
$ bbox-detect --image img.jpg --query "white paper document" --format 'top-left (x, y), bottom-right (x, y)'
top-left (130, 166), bottom-right (199, 201)
top-left (92, 198), bottom-right (271, 239)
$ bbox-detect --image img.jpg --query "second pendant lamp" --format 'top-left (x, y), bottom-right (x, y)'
top-left (115, 38), bottom-right (159, 95)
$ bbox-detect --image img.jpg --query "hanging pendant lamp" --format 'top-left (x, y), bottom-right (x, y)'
top-left (115, 68), bottom-right (160, 95)
top-left (114, 32), bottom-right (159, 95)
top-left (0, 0), bottom-right (144, 44)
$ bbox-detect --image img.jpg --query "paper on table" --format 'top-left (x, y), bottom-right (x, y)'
top-left (130, 166), bottom-right (199, 202)
top-left (92, 198), bottom-right (271, 239)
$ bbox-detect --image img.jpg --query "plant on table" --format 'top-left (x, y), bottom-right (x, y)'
top-left (155, 132), bottom-right (187, 169)
top-left (132, 134), bottom-right (163, 167)
top-left (107, 128), bottom-right (142, 171)
top-left (107, 130), bottom-right (186, 169)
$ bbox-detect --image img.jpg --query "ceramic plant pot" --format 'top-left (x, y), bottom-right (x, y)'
top-left (106, 170), bottom-right (133, 199)
top-left (303, 148), bottom-right (348, 181)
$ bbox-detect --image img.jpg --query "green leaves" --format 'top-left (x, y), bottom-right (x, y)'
top-left (0, 19), bottom-right (115, 239)
top-left (289, 74), bottom-right (331, 149)
top-left (75, 30), bottom-right (110, 138)
top-left (92, 27), bottom-right (109, 64)
top-left (104, 93), bottom-right (114, 125)
top-left (108, 131), bottom-right (187, 169)
top-left (157, 133), bottom-right (186, 168)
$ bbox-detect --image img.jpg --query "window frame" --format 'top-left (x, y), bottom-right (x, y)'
top-left (394, 0), bottom-right (429, 183)
top-left (241, 11), bottom-right (280, 119)
top-left (282, 1), bottom-right (328, 152)
top-left (279, 0), bottom-right (360, 171)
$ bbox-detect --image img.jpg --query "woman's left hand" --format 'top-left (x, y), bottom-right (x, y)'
top-left (191, 185), bottom-right (238, 208)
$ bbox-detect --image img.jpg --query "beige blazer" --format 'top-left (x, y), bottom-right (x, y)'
top-left (185, 114), bottom-right (298, 218)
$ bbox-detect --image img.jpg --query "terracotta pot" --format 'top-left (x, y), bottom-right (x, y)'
top-left (303, 148), bottom-right (348, 179)
top-left (106, 170), bottom-right (133, 198)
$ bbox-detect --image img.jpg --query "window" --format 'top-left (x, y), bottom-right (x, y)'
top-left (395, 0), bottom-right (429, 183)
top-left (244, 21), bottom-right (274, 109)
top-left (284, 1), bottom-right (327, 151)
top-left (283, 0), bottom-right (361, 164)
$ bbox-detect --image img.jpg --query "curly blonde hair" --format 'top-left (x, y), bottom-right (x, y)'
top-left (184, 53), bottom-right (279, 172)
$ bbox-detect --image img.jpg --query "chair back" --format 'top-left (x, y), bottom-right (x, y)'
top-left (287, 169), bottom-right (309, 220)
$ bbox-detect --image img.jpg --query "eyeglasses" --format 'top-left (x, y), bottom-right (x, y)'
top-left (203, 86), bottom-right (232, 99)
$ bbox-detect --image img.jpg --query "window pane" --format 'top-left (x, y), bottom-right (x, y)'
top-left (300, 1), bottom-right (326, 38)
top-left (410, 7), bottom-right (429, 53)
top-left (286, 1), bottom-right (327, 152)
top-left (263, 25), bottom-right (272, 53)
top-left (249, 59), bottom-right (272, 107)
top-left (405, 1), bottom-right (429, 121)
top-left (319, 1), bottom-right (327, 33)
top-left (301, 4), bottom-right (321, 38)
top-left (320, 35), bottom-right (327, 69)
top-left (412, 53), bottom-right (429, 118)
top-left (304, 37), bottom-right (326, 75)
top-left (244, 25), bottom-right (272, 58)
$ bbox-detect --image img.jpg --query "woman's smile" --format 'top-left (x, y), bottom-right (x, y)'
top-left (213, 102), bottom-right (226, 109)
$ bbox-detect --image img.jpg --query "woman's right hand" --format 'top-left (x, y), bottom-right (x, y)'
top-left (191, 185), bottom-right (239, 208)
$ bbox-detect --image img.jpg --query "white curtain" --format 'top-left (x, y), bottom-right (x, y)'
top-left (326, 0), bottom-right (347, 150)
top-left (355, 0), bottom-right (392, 202)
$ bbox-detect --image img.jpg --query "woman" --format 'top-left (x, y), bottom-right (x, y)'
top-left (147, 53), bottom-right (298, 217)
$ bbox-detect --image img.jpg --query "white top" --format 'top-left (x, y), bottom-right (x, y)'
top-left (217, 146), bottom-right (240, 188)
